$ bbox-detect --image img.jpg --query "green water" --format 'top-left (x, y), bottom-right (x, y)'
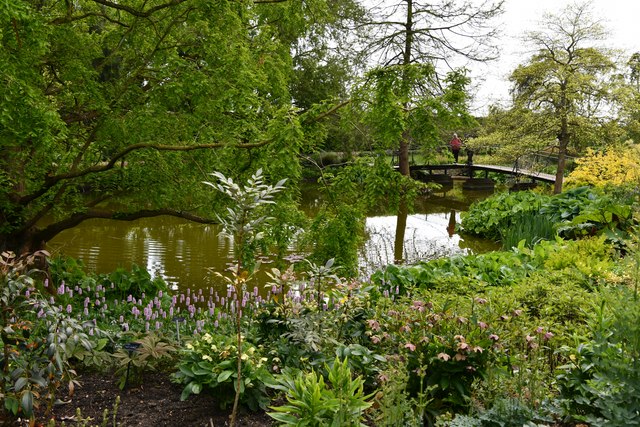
top-left (47, 182), bottom-right (498, 291)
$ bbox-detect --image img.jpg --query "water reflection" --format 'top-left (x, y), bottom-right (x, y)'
top-left (360, 209), bottom-right (491, 276)
top-left (47, 183), bottom-right (499, 290)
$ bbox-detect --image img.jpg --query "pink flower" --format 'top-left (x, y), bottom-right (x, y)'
top-left (367, 319), bottom-right (381, 331)
top-left (543, 332), bottom-right (554, 341)
top-left (489, 334), bottom-right (499, 341)
top-left (404, 342), bottom-right (416, 351)
top-left (478, 321), bottom-right (488, 330)
top-left (437, 352), bottom-right (451, 361)
top-left (536, 326), bottom-right (545, 334)
top-left (457, 342), bottom-right (470, 352)
top-left (371, 336), bottom-right (381, 344)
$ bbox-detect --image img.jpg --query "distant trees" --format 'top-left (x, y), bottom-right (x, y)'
top-left (508, 2), bottom-right (617, 193)
top-left (356, 0), bottom-right (504, 176)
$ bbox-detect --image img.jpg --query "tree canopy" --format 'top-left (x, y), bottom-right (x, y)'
top-left (508, 2), bottom-right (617, 193)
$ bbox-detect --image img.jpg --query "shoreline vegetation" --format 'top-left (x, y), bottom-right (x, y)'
top-left (3, 167), bottom-right (639, 426)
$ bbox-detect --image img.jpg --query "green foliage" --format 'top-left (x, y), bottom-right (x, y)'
top-left (268, 357), bottom-right (373, 426)
top-left (113, 334), bottom-right (176, 390)
top-left (256, 266), bottom-right (375, 373)
top-left (173, 333), bottom-right (272, 411)
top-left (371, 362), bottom-right (427, 427)
top-left (306, 155), bottom-right (428, 276)
top-left (204, 169), bottom-right (286, 424)
top-left (0, 251), bottom-right (100, 422)
top-left (366, 294), bottom-right (498, 415)
top-left (354, 65), bottom-right (476, 153)
top-left (204, 169), bottom-right (287, 274)
top-left (556, 288), bottom-right (640, 425)
top-left (509, 2), bottom-right (616, 192)
top-left (371, 250), bottom-right (536, 295)
top-left (461, 191), bottom-right (545, 241)
top-left (1, 0), bottom-right (308, 253)
top-left (443, 398), bottom-right (551, 427)
top-left (500, 209), bottom-right (556, 250)
top-left (462, 187), bottom-right (636, 247)
top-left (307, 203), bottom-right (364, 277)
top-left (99, 265), bottom-right (168, 301)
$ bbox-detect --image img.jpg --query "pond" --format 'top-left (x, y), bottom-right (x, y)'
top-left (46, 182), bottom-right (498, 291)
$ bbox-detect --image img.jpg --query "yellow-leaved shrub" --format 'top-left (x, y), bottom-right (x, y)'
top-left (565, 143), bottom-right (640, 188)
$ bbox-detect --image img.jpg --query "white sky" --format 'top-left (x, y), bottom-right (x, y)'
top-left (468, 0), bottom-right (640, 114)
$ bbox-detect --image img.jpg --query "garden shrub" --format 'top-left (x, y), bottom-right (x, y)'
top-left (173, 333), bottom-right (272, 411)
top-left (365, 293), bottom-right (498, 416)
top-left (371, 250), bottom-right (536, 294)
top-left (1, 252), bottom-right (100, 422)
top-left (460, 191), bottom-right (545, 241)
top-left (462, 186), bottom-right (636, 247)
top-left (556, 287), bottom-right (640, 426)
top-left (565, 144), bottom-right (640, 189)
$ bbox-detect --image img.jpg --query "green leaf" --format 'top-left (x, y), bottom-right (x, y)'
top-left (217, 370), bottom-right (233, 383)
top-left (21, 391), bottom-right (34, 416)
top-left (14, 377), bottom-right (28, 392)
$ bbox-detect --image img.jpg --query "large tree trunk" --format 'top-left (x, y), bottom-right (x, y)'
top-left (398, 138), bottom-right (411, 176)
top-left (554, 144), bottom-right (567, 194)
top-left (554, 111), bottom-right (570, 194)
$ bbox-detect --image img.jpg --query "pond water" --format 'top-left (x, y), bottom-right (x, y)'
top-left (46, 182), bottom-right (498, 291)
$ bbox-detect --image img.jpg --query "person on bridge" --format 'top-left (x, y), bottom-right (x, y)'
top-left (450, 133), bottom-right (462, 163)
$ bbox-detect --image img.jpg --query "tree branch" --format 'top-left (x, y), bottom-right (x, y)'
top-left (18, 140), bottom-right (269, 206)
top-left (33, 208), bottom-right (216, 247)
top-left (88, 0), bottom-right (188, 18)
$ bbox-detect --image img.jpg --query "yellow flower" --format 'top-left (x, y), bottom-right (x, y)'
top-left (202, 354), bottom-right (212, 361)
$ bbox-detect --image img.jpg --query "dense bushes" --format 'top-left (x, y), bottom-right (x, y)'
top-left (461, 186), bottom-right (636, 249)
top-left (3, 177), bottom-right (640, 426)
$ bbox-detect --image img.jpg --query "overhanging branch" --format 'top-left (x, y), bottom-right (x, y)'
top-left (33, 208), bottom-right (217, 246)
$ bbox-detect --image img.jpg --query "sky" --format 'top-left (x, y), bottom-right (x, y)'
top-left (468, 0), bottom-right (640, 114)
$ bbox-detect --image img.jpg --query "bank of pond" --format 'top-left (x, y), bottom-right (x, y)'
top-left (2, 185), bottom-right (639, 426)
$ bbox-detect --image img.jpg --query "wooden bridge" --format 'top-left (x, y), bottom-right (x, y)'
top-left (408, 163), bottom-right (556, 183)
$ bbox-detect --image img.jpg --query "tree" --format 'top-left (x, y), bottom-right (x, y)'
top-left (509, 2), bottom-right (616, 193)
top-left (0, 0), bottom-right (346, 254)
top-left (356, 0), bottom-right (504, 176)
top-left (615, 52), bottom-right (640, 143)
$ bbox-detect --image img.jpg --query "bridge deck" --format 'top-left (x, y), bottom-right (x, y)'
top-left (408, 163), bottom-right (556, 183)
